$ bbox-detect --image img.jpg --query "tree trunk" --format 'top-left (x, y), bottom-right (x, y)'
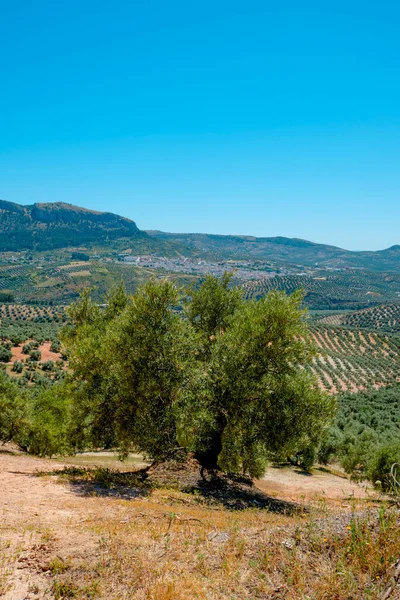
top-left (195, 413), bottom-right (225, 475)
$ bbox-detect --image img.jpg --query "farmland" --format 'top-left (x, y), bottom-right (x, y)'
top-left (316, 303), bottom-right (400, 334)
top-left (0, 303), bottom-right (66, 383)
top-left (1, 295), bottom-right (400, 394)
top-left (0, 261), bottom-right (199, 304)
top-left (0, 304), bottom-right (66, 323)
top-left (243, 272), bottom-right (400, 310)
top-left (308, 325), bottom-right (400, 393)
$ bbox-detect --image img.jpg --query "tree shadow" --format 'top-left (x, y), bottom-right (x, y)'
top-left (183, 473), bottom-right (304, 514)
top-left (0, 447), bottom-right (18, 455)
top-left (293, 469), bottom-right (313, 476)
top-left (29, 465), bottom-right (305, 514)
top-left (30, 466), bottom-right (151, 500)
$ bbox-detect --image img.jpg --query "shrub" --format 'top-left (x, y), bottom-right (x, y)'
top-left (0, 373), bottom-right (28, 443)
top-left (367, 443), bottom-right (400, 492)
top-left (29, 349), bottom-right (42, 361)
top-left (0, 346), bottom-right (12, 363)
top-left (41, 360), bottom-right (55, 372)
top-left (50, 339), bottom-right (61, 352)
top-left (12, 360), bottom-right (24, 374)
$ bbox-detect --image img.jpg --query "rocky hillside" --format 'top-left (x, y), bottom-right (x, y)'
top-left (148, 231), bottom-right (400, 272)
top-left (1, 199), bottom-right (399, 273)
top-left (0, 200), bottom-right (145, 251)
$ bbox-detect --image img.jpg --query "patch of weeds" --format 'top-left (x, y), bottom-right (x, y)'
top-left (40, 526), bottom-right (56, 543)
top-left (48, 556), bottom-right (72, 574)
top-left (53, 579), bottom-right (100, 599)
top-left (35, 466), bottom-right (152, 498)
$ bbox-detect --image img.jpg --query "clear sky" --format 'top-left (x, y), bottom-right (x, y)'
top-left (1, 1), bottom-right (399, 250)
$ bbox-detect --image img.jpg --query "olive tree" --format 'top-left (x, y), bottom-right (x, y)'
top-left (62, 281), bottom-right (194, 460)
top-left (62, 277), bottom-right (335, 478)
top-left (178, 285), bottom-right (336, 477)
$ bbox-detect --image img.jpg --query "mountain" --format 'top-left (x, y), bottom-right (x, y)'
top-left (0, 199), bottom-right (399, 273)
top-left (146, 231), bottom-right (400, 272)
top-left (0, 199), bottom-right (145, 251)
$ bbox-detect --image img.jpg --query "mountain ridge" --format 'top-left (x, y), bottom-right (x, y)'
top-left (0, 199), bottom-right (399, 272)
top-left (146, 230), bottom-right (400, 271)
top-left (0, 199), bottom-right (144, 251)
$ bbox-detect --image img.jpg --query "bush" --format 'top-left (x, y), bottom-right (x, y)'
top-left (29, 349), bottom-right (41, 362)
top-left (0, 373), bottom-right (28, 443)
top-left (367, 443), bottom-right (400, 492)
top-left (41, 360), bottom-right (55, 372)
top-left (0, 346), bottom-right (12, 363)
top-left (12, 360), bottom-right (24, 374)
top-left (50, 339), bottom-right (61, 352)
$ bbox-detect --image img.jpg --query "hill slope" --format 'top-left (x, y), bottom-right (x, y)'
top-left (317, 303), bottom-right (400, 333)
top-left (0, 199), bottom-right (145, 251)
top-left (1, 199), bottom-right (399, 273)
top-left (148, 231), bottom-right (400, 272)
top-left (309, 325), bottom-right (400, 393)
top-left (243, 273), bottom-right (400, 310)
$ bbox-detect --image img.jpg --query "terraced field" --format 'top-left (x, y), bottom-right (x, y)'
top-left (243, 272), bottom-right (400, 309)
top-left (308, 325), bottom-right (400, 394)
top-left (0, 303), bottom-right (65, 349)
top-left (0, 264), bottom-right (36, 297)
top-left (0, 261), bottom-right (199, 304)
top-left (0, 303), bottom-right (66, 322)
top-left (317, 303), bottom-right (400, 334)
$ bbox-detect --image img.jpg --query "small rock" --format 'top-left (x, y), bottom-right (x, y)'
top-left (207, 531), bottom-right (230, 543)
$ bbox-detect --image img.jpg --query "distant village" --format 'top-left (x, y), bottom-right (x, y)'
top-left (119, 254), bottom-right (345, 281)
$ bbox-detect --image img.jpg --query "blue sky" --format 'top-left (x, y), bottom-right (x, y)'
top-left (1, 1), bottom-right (399, 250)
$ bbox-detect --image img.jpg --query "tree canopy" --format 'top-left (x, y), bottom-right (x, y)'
top-left (57, 276), bottom-right (335, 476)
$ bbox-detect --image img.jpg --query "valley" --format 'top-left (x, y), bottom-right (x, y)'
top-left (0, 199), bottom-right (399, 600)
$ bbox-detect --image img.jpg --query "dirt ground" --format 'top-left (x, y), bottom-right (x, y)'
top-left (0, 449), bottom-right (390, 599)
top-left (10, 342), bottom-right (61, 364)
top-left (0, 450), bottom-right (98, 599)
top-left (259, 464), bottom-right (372, 506)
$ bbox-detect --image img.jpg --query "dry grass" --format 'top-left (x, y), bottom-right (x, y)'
top-left (44, 491), bottom-right (400, 600)
top-left (1, 452), bottom-right (399, 599)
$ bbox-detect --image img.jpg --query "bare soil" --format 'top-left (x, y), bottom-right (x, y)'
top-left (9, 342), bottom-right (61, 364)
top-left (0, 448), bottom-right (394, 600)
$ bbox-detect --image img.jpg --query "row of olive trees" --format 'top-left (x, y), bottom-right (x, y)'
top-left (1, 275), bottom-right (336, 477)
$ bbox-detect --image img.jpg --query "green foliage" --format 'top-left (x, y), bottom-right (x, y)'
top-left (29, 349), bottom-right (42, 362)
top-left (0, 372), bottom-right (28, 443)
top-left (321, 384), bottom-right (400, 487)
top-left (178, 284), bottom-right (335, 477)
top-left (71, 252), bottom-right (90, 261)
top-left (24, 382), bottom-right (75, 457)
top-left (1, 319), bottom-right (59, 345)
top-left (0, 346), bottom-right (12, 362)
top-left (12, 360), bottom-right (24, 373)
top-left (50, 339), bottom-right (61, 352)
top-left (41, 360), bottom-right (55, 371)
top-left (185, 272), bottom-right (244, 341)
top-left (0, 292), bottom-right (14, 302)
top-left (367, 443), bottom-right (400, 492)
top-left (103, 281), bottom-right (192, 459)
top-left (4, 277), bottom-right (335, 478)
top-left (61, 281), bottom-right (191, 459)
